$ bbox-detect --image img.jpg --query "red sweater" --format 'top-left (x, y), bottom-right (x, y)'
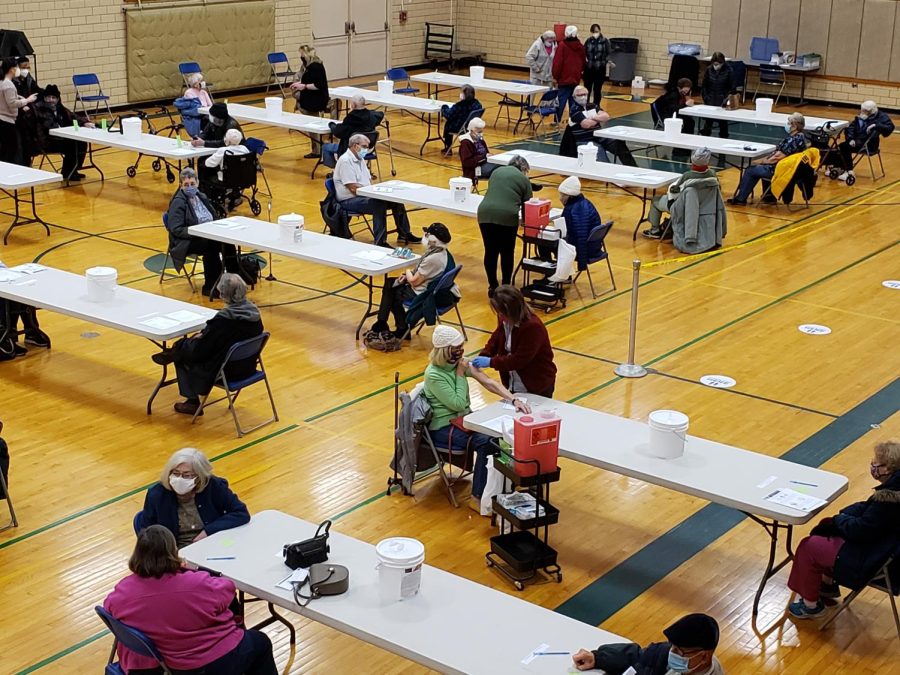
top-left (552, 38), bottom-right (586, 86)
top-left (480, 313), bottom-right (557, 396)
top-left (104, 570), bottom-right (244, 672)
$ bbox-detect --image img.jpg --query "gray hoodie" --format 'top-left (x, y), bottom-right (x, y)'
top-left (525, 36), bottom-right (556, 84)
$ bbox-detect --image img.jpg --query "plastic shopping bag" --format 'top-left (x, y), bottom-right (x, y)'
top-left (549, 238), bottom-right (576, 282)
top-left (480, 453), bottom-right (503, 516)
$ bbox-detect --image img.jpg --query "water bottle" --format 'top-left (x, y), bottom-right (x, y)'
top-left (73, 119), bottom-right (80, 131)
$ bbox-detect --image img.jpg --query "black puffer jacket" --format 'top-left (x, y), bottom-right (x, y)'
top-left (701, 63), bottom-right (735, 106)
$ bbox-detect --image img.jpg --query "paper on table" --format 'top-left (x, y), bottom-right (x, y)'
top-left (370, 186), bottom-right (394, 193)
top-left (765, 488), bottom-right (828, 513)
top-left (383, 181), bottom-right (422, 189)
top-left (352, 250), bottom-right (389, 262)
top-left (140, 316), bottom-right (181, 331)
top-left (614, 173), bottom-right (658, 182)
top-left (165, 310), bottom-right (207, 323)
top-left (0, 270), bottom-right (24, 283)
top-left (502, 396), bottom-right (527, 411)
top-left (10, 263), bottom-right (47, 274)
top-left (521, 644), bottom-right (549, 665)
top-left (276, 568), bottom-right (309, 590)
top-left (757, 475), bottom-right (777, 489)
top-left (480, 414), bottom-right (515, 434)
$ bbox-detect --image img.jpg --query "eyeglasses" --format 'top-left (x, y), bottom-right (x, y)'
top-left (170, 470), bottom-right (197, 479)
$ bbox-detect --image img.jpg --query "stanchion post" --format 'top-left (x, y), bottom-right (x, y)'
top-left (615, 259), bottom-right (648, 378)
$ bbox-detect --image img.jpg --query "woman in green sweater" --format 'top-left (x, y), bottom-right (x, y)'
top-left (423, 326), bottom-right (529, 512)
top-left (476, 155), bottom-right (532, 295)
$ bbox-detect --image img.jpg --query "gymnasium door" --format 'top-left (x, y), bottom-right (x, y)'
top-left (311, 0), bottom-right (389, 80)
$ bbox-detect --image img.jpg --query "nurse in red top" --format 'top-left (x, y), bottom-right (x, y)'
top-left (103, 525), bottom-right (277, 675)
top-left (471, 285), bottom-right (558, 398)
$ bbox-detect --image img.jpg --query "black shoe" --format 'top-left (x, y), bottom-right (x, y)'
top-left (399, 234), bottom-right (422, 244)
top-left (370, 320), bottom-right (390, 333)
top-left (24, 332), bottom-right (51, 348)
top-left (174, 399), bottom-right (203, 416)
top-left (377, 241), bottom-right (394, 249)
top-left (73, 172), bottom-right (86, 179)
top-left (820, 582), bottom-right (841, 600)
top-left (727, 198), bottom-right (747, 206)
top-left (487, 287), bottom-right (496, 298)
top-left (642, 229), bottom-right (663, 240)
top-left (304, 152), bottom-right (321, 159)
top-left (761, 194), bottom-right (778, 204)
top-left (67, 173), bottom-right (83, 182)
top-left (152, 350), bottom-right (176, 366)
top-left (13, 343), bottom-right (27, 356)
top-left (394, 328), bottom-right (412, 341)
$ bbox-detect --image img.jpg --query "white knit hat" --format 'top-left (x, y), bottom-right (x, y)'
top-left (565, 25), bottom-right (578, 38)
top-left (432, 325), bottom-right (465, 348)
top-left (558, 175), bottom-right (582, 196)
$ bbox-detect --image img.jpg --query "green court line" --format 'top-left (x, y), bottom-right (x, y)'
top-left (14, 630), bottom-right (109, 675)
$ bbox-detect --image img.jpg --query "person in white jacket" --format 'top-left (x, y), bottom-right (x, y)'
top-left (204, 128), bottom-right (249, 178)
top-left (525, 31), bottom-right (557, 86)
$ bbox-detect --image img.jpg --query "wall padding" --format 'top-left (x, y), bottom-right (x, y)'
top-left (858, 0), bottom-right (896, 81)
top-left (125, 1), bottom-right (275, 102)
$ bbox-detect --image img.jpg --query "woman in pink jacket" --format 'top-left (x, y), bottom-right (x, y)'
top-left (104, 525), bottom-right (277, 674)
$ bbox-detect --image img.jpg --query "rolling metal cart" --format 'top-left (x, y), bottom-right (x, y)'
top-left (516, 227), bottom-right (567, 313)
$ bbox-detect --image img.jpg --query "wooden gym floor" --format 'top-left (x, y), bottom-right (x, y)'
top-left (0, 66), bottom-right (897, 674)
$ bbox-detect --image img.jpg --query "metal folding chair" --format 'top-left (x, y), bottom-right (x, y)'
top-left (753, 63), bottom-right (786, 106)
top-left (386, 67), bottom-right (419, 95)
top-left (159, 212), bottom-right (200, 292)
top-left (446, 107), bottom-right (485, 154)
top-left (94, 606), bottom-right (173, 675)
top-left (324, 177), bottom-right (374, 239)
top-left (573, 221), bottom-right (616, 298)
top-left (821, 550), bottom-right (900, 640)
top-left (266, 52), bottom-right (296, 97)
top-left (494, 79), bottom-right (533, 128)
top-left (72, 73), bottom-right (112, 118)
top-left (523, 89), bottom-right (559, 137)
top-left (179, 62), bottom-right (203, 89)
top-left (192, 332), bottom-right (279, 437)
top-left (852, 128), bottom-right (887, 181)
top-left (0, 461), bottom-right (17, 533)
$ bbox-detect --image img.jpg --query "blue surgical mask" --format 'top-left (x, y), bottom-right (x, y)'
top-left (667, 650), bottom-right (691, 673)
top-left (356, 148), bottom-right (371, 160)
top-left (183, 185), bottom-right (199, 197)
top-left (784, 123), bottom-right (792, 133)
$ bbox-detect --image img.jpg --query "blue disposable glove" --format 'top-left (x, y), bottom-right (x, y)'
top-left (470, 356), bottom-right (491, 369)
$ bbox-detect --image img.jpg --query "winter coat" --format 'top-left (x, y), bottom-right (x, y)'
top-left (669, 175), bottom-right (727, 254)
top-left (834, 470), bottom-right (900, 590)
top-left (441, 97), bottom-right (482, 136)
top-left (480, 313), bottom-right (557, 396)
top-left (772, 147), bottom-right (819, 199)
top-left (701, 63), bottom-right (736, 106)
top-left (552, 37), bottom-right (586, 86)
top-left (329, 108), bottom-right (384, 155)
top-left (561, 193), bottom-right (604, 268)
top-left (458, 132), bottom-right (489, 181)
top-left (392, 387), bottom-right (438, 494)
top-left (174, 96), bottom-right (203, 138)
top-left (31, 100), bottom-right (89, 152)
top-left (591, 641), bottom-right (724, 675)
top-left (525, 37), bottom-right (556, 83)
top-left (652, 87), bottom-right (688, 124)
top-left (199, 116), bottom-right (244, 149)
top-left (845, 110), bottom-right (895, 154)
top-left (165, 188), bottom-right (221, 270)
top-left (584, 35), bottom-right (611, 71)
top-left (136, 476), bottom-right (250, 539)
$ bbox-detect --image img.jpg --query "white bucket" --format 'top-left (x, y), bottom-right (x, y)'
top-left (278, 213), bottom-right (304, 243)
top-left (265, 97), bottom-right (283, 117)
top-left (377, 79), bottom-right (394, 95)
top-left (755, 98), bottom-right (773, 115)
top-left (449, 176), bottom-right (473, 203)
top-left (469, 65), bottom-right (485, 81)
top-left (648, 409), bottom-right (689, 459)
top-left (577, 143), bottom-right (596, 167)
top-left (85, 266), bottom-right (117, 303)
top-left (664, 117), bottom-right (683, 138)
top-left (376, 537), bottom-right (424, 602)
top-left (121, 117), bottom-right (142, 140)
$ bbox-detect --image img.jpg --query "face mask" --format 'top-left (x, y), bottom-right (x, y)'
top-left (183, 185), bottom-right (199, 197)
top-left (592, 32), bottom-right (600, 38)
top-left (544, 40), bottom-right (554, 47)
top-left (784, 123), bottom-right (792, 133)
top-left (356, 147), bottom-right (370, 160)
top-left (871, 463), bottom-right (888, 481)
top-left (574, 96), bottom-right (588, 105)
top-left (667, 650), bottom-right (691, 673)
top-left (447, 347), bottom-right (464, 364)
top-left (423, 233), bottom-right (440, 248)
top-left (200, 80), bottom-right (207, 90)
top-left (169, 475), bottom-right (197, 495)
top-left (470, 130), bottom-right (482, 140)
top-left (19, 69), bottom-right (28, 78)
top-left (859, 111), bottom-right (870, 120)
top-left (712, 63), bottom-right (722, 71)
top-left (680, 89), bottom-right (691, 96)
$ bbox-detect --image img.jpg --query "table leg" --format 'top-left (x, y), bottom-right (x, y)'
top-left (513, 94), bottom-right (534, 135)
top-left (79, 141), bottom-right (105, 182)
top-left (2, 187), bottom-right (55, 245)
top-left (798, 72), bottom-right (808, 106)
top-left (745, 514), bottom-right (795, 619)
top-left (355, 273), bottom-right (375, 340)
top-left (146, 339), bottom-right (175, 415)
top-left (419, 111), bottom-right (445, 155)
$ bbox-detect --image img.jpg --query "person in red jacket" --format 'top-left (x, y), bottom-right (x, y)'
top-left (471, 285), bottom-right (557, 397)
top-left (552, 25), bottom-right (586, 124)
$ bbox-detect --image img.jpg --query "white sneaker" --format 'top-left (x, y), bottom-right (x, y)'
top-left (837, 171), bottom-right (855, 181)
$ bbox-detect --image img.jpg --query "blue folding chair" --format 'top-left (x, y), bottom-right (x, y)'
top-left (267, 52), bottom-right (296, 97)
top-left (573, 221), bottom-right (616, 298)
top-left (753, 63), bottom-right (785, 105)
top-left (132, 511), bottom-right (143, 535)
top-left (72, 73), bottom-right (112, 118)
top-left (159, 212), bottom-right (200, 292)
top-left (494, 79), bottom-right (533, 128)
top-left (523, 89), bottom-right (559, 136)
top-left (386, 67), bottom-right (419, 95)
top-left (447, 107), bottom-right (485, 154)
top-left (401, 264), bottom-right (467, 340)
top-left (192, 332), bottom-right (278, 437)
top-left (95, 606), bottom-right (172, 675)
top-left (749, 37), bottom-right (780, 63)
top-left (324, 177), bottom-right (374, 239)
top-left (179, 61), bottom-right (203, 88)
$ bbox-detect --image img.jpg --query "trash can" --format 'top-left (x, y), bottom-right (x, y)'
top-left (609, 37), bottom-right (639, 85)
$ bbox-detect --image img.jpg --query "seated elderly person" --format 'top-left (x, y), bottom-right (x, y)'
top-left (165, 168), bottom-right (239, 297)
top-left (644, 147), bottom-right (717, 239)
top-left (833, 100), bottom-right (895, 182)
top-left (729, 112), bottom-right (807, 206)
top-left (556, 176), bottom-right (605, 271)
top-left (136, 447), bottom-right (250, 547)
top-left (202, 127), bottom-right (251, 209)
top-left (424, 326), bottom-right (529, 513)
top-left (104, 525), bottom-right (277, 674)
top-left (574, 613), bottom-right (724, 674)
top-left (333, 133), bottom-right (419, 246)
top-left (458, 117), bottom-right (496, 183)
top-left (785, 440), bottom-right (900, 620)
top-left (559, 85), bottom-right (637, 166)
top-left (31, 84), bottom-right (94, 181)
top-left (191, 102), bottom-right (243, 149)
top-left (441, 85), bottom-right (481, 155)
top-left (183, 72), bottom-right (213, 108)
top-left (369, 222), bottom-right (458, 339)
top-left (1, 259), bottom-right (51, 360)
top-left (152, 273), bottom-right (263, 416)
top-left (327, 94), bottom-right (384, 158)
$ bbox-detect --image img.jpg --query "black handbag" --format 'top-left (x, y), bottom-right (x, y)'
top-left (292, 563), bottom-right (350, 607)
top-left (283, 519), bottom-right (331, 569)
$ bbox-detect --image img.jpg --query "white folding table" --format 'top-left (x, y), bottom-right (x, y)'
top-left (410, 72), bottom-right (548, 132)
top-left (0, 264), bottom-right (216, 413)
top-left (488, 149), bottom-right (681, 228)
top-left (329, 86), bottom-right (450, 155)
top-left (48, 126), bottom-right (215, 183)
top-left (181, 510), bottom-right (628, 675)
top-left (464, 396), bottom-right (849, 624)
top-left (189, 216), bottom-right (419, 339)
top-left (0, 162), bottom-right (62, 245)
top-left (679, 105), bottom-right (848, 133)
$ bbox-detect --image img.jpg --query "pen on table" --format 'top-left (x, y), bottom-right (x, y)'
top-left (533, 651), bottom-right (570, 656)
top-left (136, 312), bottom-right (158, 319)
top-left (206, 556), bottom-right (236, 560)
top-left (790, 480), bottom-right (818, 488)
